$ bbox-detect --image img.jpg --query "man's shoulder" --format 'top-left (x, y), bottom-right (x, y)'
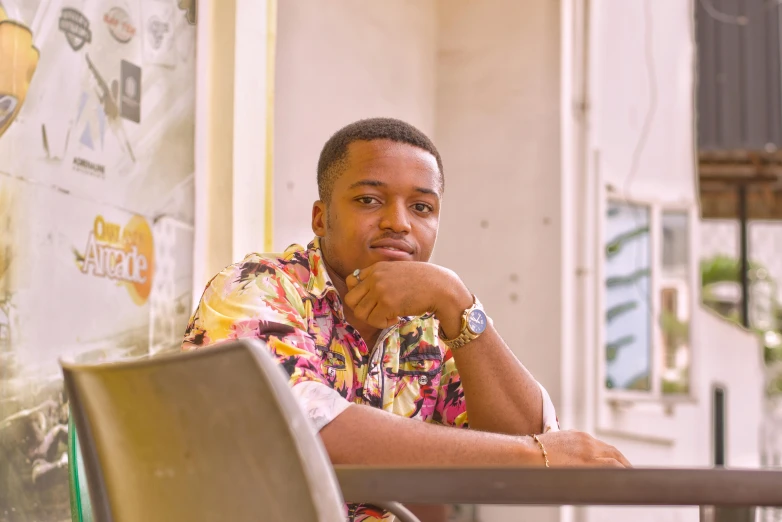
top-left (214, 245), bottom-right (310, 287)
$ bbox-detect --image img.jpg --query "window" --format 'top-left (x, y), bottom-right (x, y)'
top-left (604, 201), bottom-right (652, 391)
top-left (660, 211), bottom-right (691, 395)
top-left (603, 201), bottom-right (694, 398)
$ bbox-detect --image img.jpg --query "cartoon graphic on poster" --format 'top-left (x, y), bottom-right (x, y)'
top-left (0, 5), bottom-right (40, 138)
top-left (0, 1), bottom-right (196, 520)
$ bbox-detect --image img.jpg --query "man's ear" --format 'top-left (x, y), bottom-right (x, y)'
top-left (312, 200), bottom-right (327, 237)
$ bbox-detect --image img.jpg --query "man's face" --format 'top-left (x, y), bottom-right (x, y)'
top-left (312, 139), bottom-right (441, 279)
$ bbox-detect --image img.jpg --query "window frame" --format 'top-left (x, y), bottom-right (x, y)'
top-left (597, 190), bottom-right (698, 404)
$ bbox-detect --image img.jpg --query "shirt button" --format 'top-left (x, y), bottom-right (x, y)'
top-left (418, 375), bottom-right (428, 386)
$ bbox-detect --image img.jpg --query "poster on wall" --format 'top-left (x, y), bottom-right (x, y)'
top-left (0, 0), bottom-right (196, 519)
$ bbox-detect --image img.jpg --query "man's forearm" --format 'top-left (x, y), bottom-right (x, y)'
top-left (435, 280), bottom-right (545, 436)
top-left (319, 403), bottom-right (543, 466)
top-left (451, 325), bottom-right (543, 435)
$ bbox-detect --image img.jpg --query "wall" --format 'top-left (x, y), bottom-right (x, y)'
top-left (580, 0), bottom-right (699, 433)
top-left (590, 0), bottom-right (697, 205)
top-left (0, 0), bottom-right (197, 518)
top-left (578, 1), bottom-right (764, 520)
top-left (273, 0), bottom-right (438, 250)
top-left (434, 1), bottom-right (563, 521)
top-left (434, 0), bottom-right (563, 412)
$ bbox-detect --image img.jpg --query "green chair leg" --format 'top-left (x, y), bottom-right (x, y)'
top-left (68, 412), bottom-right (94, 522)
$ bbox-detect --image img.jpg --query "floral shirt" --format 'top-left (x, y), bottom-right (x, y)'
top-left (183, 238), bottom-right (558, 521)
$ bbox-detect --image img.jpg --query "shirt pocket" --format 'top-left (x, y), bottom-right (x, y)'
top-left (395, 353), bottom-right (442, 387)
top-left (319, 348), bottom-right (346, 373)
top-left (317, 347), bottom-right (349, 393)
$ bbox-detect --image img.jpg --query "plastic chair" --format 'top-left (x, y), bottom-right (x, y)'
top-left (62, 339), bottom-right (418, 522)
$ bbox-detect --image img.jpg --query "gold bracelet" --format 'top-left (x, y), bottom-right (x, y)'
top-left (531, 434), bottom-right (550, 467)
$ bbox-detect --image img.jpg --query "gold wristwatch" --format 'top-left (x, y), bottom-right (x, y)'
top-left (438, 296), bottom-right (488, 350)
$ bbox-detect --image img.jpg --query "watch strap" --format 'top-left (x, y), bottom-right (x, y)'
top-left (438, 297), bottom-right (485, 350)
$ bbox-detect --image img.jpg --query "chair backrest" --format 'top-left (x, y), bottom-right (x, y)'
top-left (61, 340), bottom-right (346, 522)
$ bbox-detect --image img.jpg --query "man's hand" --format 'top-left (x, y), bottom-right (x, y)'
top-left (345, 261), bottom-right (472, 335)
top-left (540, 430), bottom-right (632, 468)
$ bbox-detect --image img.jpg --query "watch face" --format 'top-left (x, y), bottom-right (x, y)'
top-left (467, 308), bottom-right (488, 335)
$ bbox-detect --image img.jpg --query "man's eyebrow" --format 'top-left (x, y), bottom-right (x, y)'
top-left (415, 187), bottom-right (439, 197)
top-left (348, 179), bottom-right (386, 190)
top-left (348, 179), bottom-right (440, 197)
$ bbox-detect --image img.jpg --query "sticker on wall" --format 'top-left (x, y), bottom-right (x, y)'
top-left (177, 0), bottom-right (196, 25)
top-left (147, 16), bottom-right (168, 49)
top-left (75, 214), bottom-right (155, 306)
top-left (104, 6), bottom-right (136, 43)
top-left (120, 59), bottom-right (141, 123)
top-left (142, 0), bottom-right (176, 67)
top-left (0, 0), bottom-right (196, 519)
top-left (58, 7), bottom-right (91, 51)
top-left (0, 9), bottom-right (40, 139)
top-left (0, 95), bottom-right (18, 130)
top-left (75, 54), bottom-right (136, 168)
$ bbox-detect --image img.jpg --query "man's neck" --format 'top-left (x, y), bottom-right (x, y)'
top-left (321, 254), bottom-right (382, 348)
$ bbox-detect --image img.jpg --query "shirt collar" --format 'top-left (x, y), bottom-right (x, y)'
top-left (305, 237), bottom-right (339, 300)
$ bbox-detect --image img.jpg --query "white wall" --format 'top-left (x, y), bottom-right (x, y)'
top-left (577, 1), bottom-right (765, 520)
top-left (273, 0), bottom-right (438, 250)
top-left (434, 1), bottom-right (563, 521)
top-left (435, 0), bottom-right (564, 412)
top-left (590, 0), bottom-right (697, 205)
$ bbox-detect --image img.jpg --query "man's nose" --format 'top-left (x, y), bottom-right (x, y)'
top-left (379, 200), bottom-right (411, 233)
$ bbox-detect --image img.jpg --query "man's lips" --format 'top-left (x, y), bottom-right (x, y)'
top-left (370, 238), bottom-right (414, 255)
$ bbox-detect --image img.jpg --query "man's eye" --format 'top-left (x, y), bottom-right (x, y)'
top-left (413, 203), bottom-right (432, 213)
top-left (357, 197), bottom-right (377, 205)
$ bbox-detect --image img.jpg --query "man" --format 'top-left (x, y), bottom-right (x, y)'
top-left (184, 118), bottom-right (630, 521)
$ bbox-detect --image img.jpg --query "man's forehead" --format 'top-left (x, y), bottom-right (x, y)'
top-left (341, 139), bottom-right (442, 192)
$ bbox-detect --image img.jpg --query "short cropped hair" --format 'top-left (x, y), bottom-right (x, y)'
top-left (316, 117), bottom-right (444, 203)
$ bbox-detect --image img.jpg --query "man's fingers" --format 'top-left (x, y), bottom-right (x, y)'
top-left (594, 457), bottom-right (626, 468)
top-left (367, 304), bottom-right (398, 330)
top-left (344, 281), bottom-right (372, 309)
top-left (351, 291), bottom-right (378, 322)
top-left (611, 448), bottom-right (633, 468)
top-left (598, 442), bottom-right (632, 468)
top-left (347, 263), bottom-right (379, 290)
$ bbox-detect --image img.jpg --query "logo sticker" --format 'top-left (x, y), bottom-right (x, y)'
top-left (59, 8), bottom-right (91, 51)
top-left (104, 7), bottom-right (136, 43)
top-left (146, 16), bottom-right (169, 50)
top-left (72, 157), bottom-right (106, 179)
top-left (76, 215), bottom-right (155, 305)
top-left (0, 95), bottom-right (18, 130)
top-left (120, 60), bottom-right (141, 123)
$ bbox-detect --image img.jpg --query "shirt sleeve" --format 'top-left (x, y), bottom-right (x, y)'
top-left (539, 382), bottom-right (560, 433)
top-left (182, 257), bottom-right (328, 390)
top-left (432, 344), bottom-right (561, 433)
top-left (290, 381), bottom-right (353, 432)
